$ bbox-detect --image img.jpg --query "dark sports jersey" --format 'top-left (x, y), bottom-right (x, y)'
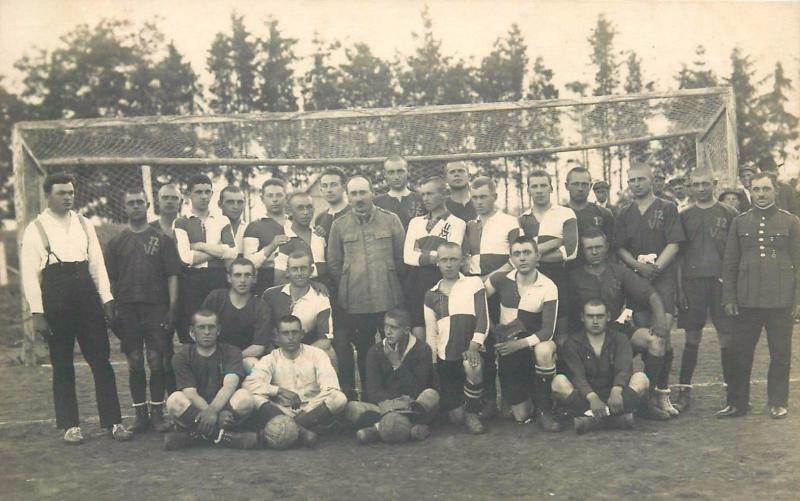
top-left (569, 202), bottom-right (615, 248)
top-left (261, 284), bottom-right (332, 344)
top-left (149, 219), bottom-right (175, 241)
top-left (487, 269), bottom-right (558, 340)
top-left (561, 329), bottom-right (633, 398)
top-left (446, 197), bottom-right (477, 223)
top-left (314, 206), bottom-right (351, 241)
top-left (201, 289), bottom-right (272, 350)
top-left (243, 217), bottom-right (285, 268)
top-left (105, 227), bottom-right (181, 304)
top-left (565, 262), bottom-right (654, 331)
top-left (680, 202), bottom-right (738, 279)
top-left (374, 192), bottom-right (424, 230)
top-left (365, 336), bottom-right (435, 404)
top-left (172, 343), bottom-right (245, 403)
top-left (614, 197), bottom-right (685, 264)
top-left (424, 276), bottom-right (489, 361)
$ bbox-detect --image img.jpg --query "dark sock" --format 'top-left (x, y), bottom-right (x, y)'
top-left (657, 349), bottom-right (674, 390)
top-left (149, 369), bottom-right (165, 403)
top-left (176, 403), bottom-right (201, 429)
top-left (253, 403), bottom-right (285, 430)
top-left (295, 403), bottom-right (334, 429)
top-left (533, 368), bottom-right (556, 414)
top-left (354, 410), bottom-right (381, 429)
top-left (129, 367), bottom-right (147, 404)
top-left (679, 344), bottom-right (699, 385)
top-left (643, 353), bottom-right (665, 391)
top-left (464, 382), bottom-right (483, 414)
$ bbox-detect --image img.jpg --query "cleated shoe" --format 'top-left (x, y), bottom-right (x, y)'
top-left (216, 430), bottom-right (259, 450)
top-left (574, 416), bottom-right (602, 435)
top-left (672, 386), bottom-right (692, 413)
top-left (356, 426), bottom-right (380, 445)
top-left (535, 410), bottom-right (563, 432)
top-left (149, 403), bottom-right (171, 433)
top-left (769, 406), bottom-right (788, 420)
top-left (111, 423), bottom-right (134, 441)
top-left (715, 405), bottom-right (747, 419)
top-left (609, 412), bottom-right (635, 430)
top-left (164, 430), bottom-right (201, 450)
top-left (464, 413), bottom-right (486, 435)
top-left (130, 404), bottom-right (150, 434)
top-left (655, 388), bottom-right (680, 417)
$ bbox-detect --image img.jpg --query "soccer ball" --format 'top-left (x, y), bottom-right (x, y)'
top-left (263, 415), bottom-right (299, 450)
top-left (378, 412), bottom-right (412, 444)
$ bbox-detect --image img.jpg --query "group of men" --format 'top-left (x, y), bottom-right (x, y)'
top-left (20, 153), bottom-right (798, 449)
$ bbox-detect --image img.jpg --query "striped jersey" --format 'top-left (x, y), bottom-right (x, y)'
top-left (274, 222), bottom-right (327, 278)
top-left (486, 269), bottom-right (558, 344)
top-left (174, 213), bottom-right (237, 269)
top-left (464, 210), bottom-right (520, 276)
top-left (518, 204), bottom-right (578, 261)
top-left (423, 275), bottom-right (489, 361)
top-left (404, 212), bottom-right (466, 267)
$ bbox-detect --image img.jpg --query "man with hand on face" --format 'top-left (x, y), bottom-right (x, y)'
top-left (424, 242), bottom-right (490, 434)
top-left (719, 172), bottom-right (800, 420)
top-left (21, 173), bottom-right (131, 444)
top-left (273, 192), bottom-right (327, 285)
top-left (553, 299), bottom-right (650, 434)
top-left (344, 309), bottom-right (439, 444)
top-left (202, 258), bottom-right (272, 370)
top-left (150, 183), bottom-right (182, 239)
top-left (485, 236), bottom-right (560, 431)
top-left (614, 163), bottom-right (685, 417)
top-left (218, 185), bottom-right (247, 258)
top-left (106, 188), bottom-right (181, 434)
top-left (262, 251), bottom-right (337, 366)
top-left (164, 310), bottom-right (258, 450)
top-left (563, 166), bottom-right (615, 266)
top-left (674, 170), bottom-right (737, 412)
top-left (328, 175), bottom-right (405, 399)
top-left (375, 155), bottom-right (424, 230)
top-left (404, 176), bottom-right (466, 340)
top-left (444, 161), bottom-right (477, 222)
top-left (244, 178), bottom-right (290, 295)
top-left (244, 315), bottom-right (347, 448)
top-left (174, 174), bottom-right (238, 345)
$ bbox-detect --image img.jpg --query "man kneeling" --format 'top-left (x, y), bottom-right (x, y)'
top-left (164, 310), bottom-right (258, 450)
top-left (553, 299), bottom-right (649, 434)
top-left (243, 315), bottom-right (347, 449)
top-left (344, 309), bottom-right (439, 444)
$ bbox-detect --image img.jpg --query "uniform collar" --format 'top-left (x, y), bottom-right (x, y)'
top-left (752, 203), bottom-right (778, 216)
top-left (433, 273), bottom-right (466, 291)
top-left (507, 268), bottom-right (545, 287)
top-left (387, 187), bottom-right (412, 199)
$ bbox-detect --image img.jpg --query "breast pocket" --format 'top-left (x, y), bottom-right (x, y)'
top-left (371, 229), bottom-right (394, 254)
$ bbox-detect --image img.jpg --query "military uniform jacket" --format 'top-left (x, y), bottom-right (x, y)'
top-left (722, 204), bottom-right (800, 309)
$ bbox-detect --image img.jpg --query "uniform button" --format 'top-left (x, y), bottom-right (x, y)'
top-left (761, 253), bottom-right (766, 257)
top-left (759, 238), bottom-right (764, 242)
top-left (760, 245), bottom-right (765, 249)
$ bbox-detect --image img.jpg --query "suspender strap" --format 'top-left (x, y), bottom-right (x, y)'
top-left (33, 213), bottom-right (91, 264)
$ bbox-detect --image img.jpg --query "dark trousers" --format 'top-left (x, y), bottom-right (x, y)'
top-left (728, 307), bottom-right (793, 409)
top-left (334, 311), bottom-right (384, 396)
top-left (42, 262), bottom-right (122, 429)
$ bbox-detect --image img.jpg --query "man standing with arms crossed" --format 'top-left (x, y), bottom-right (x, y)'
top-left (21, 173), bottom-right (132, 444)
top-left (243, 178), bottom-right (290, 295)
top-left (328, 175), bottom-right (406, 398)
top-left (218, 185), bottom-right (247, 258)
top-left (719, 172), bottom-right (800, 420)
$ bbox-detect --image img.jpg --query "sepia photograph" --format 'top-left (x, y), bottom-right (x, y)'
top-left (0, 0), bottom-right (798, 499)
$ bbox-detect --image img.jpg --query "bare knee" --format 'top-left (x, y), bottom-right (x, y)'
top-left (551, 374), bottom-right (574, 397)
top-left (417, 388), bottom-right (440, 410)
top-left (230, 389), bottom-right (255, 417)
top-left (166, 391), bottom-right (190, 418)
top-left (462, 359), bottom-right (483, 384)
top-left (534, 340), bottom-right (557, 368)
top-left (629, 372), bottom-right (649, 394)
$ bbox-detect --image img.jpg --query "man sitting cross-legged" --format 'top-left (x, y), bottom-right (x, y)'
top-left (201, 258), bottom-right (272, 372)
top-left (424, 242), bottom-right (490, 434)
top-left (553, 299), bottom-right (649, 434)
top-left (243, 315), bottom-right (347, 449)
top-left (164, 310), bottom-right (258, 450)
top-left (344, 309), bottom-right (440, 445)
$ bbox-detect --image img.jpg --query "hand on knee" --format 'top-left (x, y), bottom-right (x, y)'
top-left (462, 359), bottom-right (483, 384)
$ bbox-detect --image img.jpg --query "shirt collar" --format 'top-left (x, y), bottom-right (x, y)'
top-left (355, 206), bottom-right (376, 224)
top-left (507, 268), bottom-right (545, 287)
top-left (433, 273), bottom-right (466, 291)
top-left (426, 210), bottom-right (451, 221)
top-left (387, 188), bottom-right (412, 199)
top-left (381, 335), bottom-right (416, 363)
top-left (752, 203), bottom-right (778, 216)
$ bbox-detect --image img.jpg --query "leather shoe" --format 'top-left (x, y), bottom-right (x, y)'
top-left (715, 405), bottom-right (747, 418)
top-left (769, 406), bottom-right (788, 419)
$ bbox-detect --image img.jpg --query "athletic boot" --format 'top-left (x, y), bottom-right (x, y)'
top-left (479, 399), bottom-right (498, 421)
top-left (464, 413), bottom-right (486, 435)
top-left (672, 386), bottom-right (692, 413)
top-left (149, 403), bottom-right (171, 433)
top-left (574, 416), bottom-right (602, 435)
top-left (63, 426), bottom-right (85, 445)
top-left (609, 412), bottom-right (635, 431)
top-left (409, 424), bottom-right (431, 441)
top-left (639, 394), bottom-right (670, 421)
top-left (164, 430), bottom-right (201, 451)
top-left (130, 404), bottom-right (150, 434)
top-left (655, 388), bottom-right (680, 417)
top-left (535, 410), bottom-right (563, 433)
top-left (297, 426), bottom-right (319, 448)
top-left (215, 430), bottom-right (259, 450)
top-left (110, 423), bottom-right (134, 441)
top-left (356, 426), bottom-right (380, 445)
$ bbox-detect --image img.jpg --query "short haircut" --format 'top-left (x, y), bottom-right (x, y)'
top-left (187, 174), bottom-right (213, 192)
top-left (286, 249), bottom-right (313, 265)
top-left (227, 257), bottom-right (256, 274)
top-left (689, 169), bottom-right (716, 182)
top-left (384, 155), bottom-right (408, 169)
top-left (511, 234), bottom-right (539, 253)
top-left (420, 175), bottom-right (447, 191)
top-left (158, 183), bottom-right (180, 196)
top-left (319, 167), bottom-right (347, 185)
top-left (750, 171), bottom-right (779, 189)
top-left (346, 175), bottom-right (373, 192)
top-left (287, 191), bottom-right (313, 206)
top-left (191, 309), bottom-right (218, 326)
top-left (261, 177), bottom-right (287, 192)
top-left (566, 166), bottom-right (591, 184)
top-left (471, 176), bottom-right (496, 192)
top-left (582, 298), bottom-right (609, 314)
top-left (123, 186), bottom-right (148, 200)
top-left (444, 160), bottom-right (470, 173)
top-left (527, 169), bottom-right (552, 186)
top-left (384, 308), bottom-right (411, 329)
top-left (579, 227), bottom-right (608, 243)
top-left (276, 314), bottom-right (303, 331)
top-left (627, 163), bottom-right (653, 178)
top-left (436, 241), bottom-right (463, 255)
top-left (219, 184), bottom-right (243, 201)
top-left (43, 172), bottom-right (76, 195)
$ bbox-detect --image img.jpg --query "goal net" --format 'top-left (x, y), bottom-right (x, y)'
top-left (12, 86), bottom-right (737, 363)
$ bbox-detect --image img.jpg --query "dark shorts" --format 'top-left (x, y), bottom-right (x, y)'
top-left (560, 383), bottom-right (640, 418)
top-left (116, 302), bottom-right (168, 355)
top-left (632, 268), bottom-right (676, 316)
top-left (677, 277), bottom-right (731, 332)
top-left (498, 348), bottom-right (535, 406)
top-left (436, 359), bottom-right (467, 412)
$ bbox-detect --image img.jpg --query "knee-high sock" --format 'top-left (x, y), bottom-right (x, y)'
top-left (533, 365), bottom-right (556, 413)
top-left (643, 353), bottom-right (665, 391)
top-left (295, 403), bottom-right (335, 429)
top-left (175, 403), bottom-right (201, 430)
top-left (657, 349), bottom-right (674, 390)
top-left (679, 344), bottom-right (699, 385)
top-left (463, 382), bottom-right (483, 414)
top-left (149, 369), bottom-right (165, 404)
top-left (129, 367), bottom-right (147, 405)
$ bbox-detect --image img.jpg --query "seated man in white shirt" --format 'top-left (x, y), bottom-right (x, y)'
top-left (243, 315), bottom-right (347, 449)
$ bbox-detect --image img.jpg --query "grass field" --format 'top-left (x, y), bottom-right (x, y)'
top-left (0, 325), bottom-right (799, 500)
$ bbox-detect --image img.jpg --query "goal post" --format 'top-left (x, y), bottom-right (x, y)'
top-left (12, 86), bottom-right (738, 365)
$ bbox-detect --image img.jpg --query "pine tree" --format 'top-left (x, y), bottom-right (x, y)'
top-left (726, 48), bottom-right (769, 166)
top-left (300, 33), bottom-right (343, 111)
top-left (256, 18), bottom-right (298, 112)
top-left (760, 62), bottom-right (798, 162)
top-left (338, 42), bottom-right (394, 108)
top-left (475, 23), bottom-right (528, 102)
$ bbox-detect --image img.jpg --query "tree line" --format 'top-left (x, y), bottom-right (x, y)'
top-left (0, 9), bottom-right (796, 221)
